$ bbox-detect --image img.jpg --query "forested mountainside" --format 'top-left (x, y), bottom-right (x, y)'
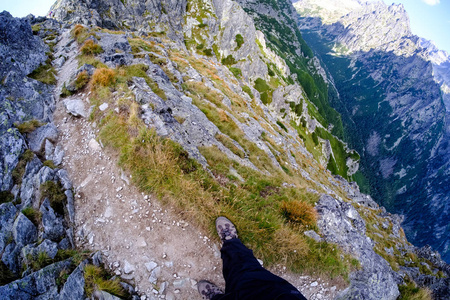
top-left (294, 0), bottom-right (450, 264)
top-left (0, 0), bottom-right (449, 299)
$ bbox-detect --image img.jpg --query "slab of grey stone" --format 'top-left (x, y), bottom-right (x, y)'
top-left (65, 189), bottom-right (75, 224)
top-left (59, 260), bottom-right (87, 300)
top-left (0, 127), bottom-right (26, 190)
top-left (1, 242), bottom-right (21, 274)
top-left (28, 123), bottom-right (58, 154)
top-left (317, 194), bottom-right (399, 300)
top-left (13, 212), bottom-right (38, 246)
top-left (63, 99), bottom-right (87, 118)
top-left (57, 169), bottom-right (72, 190)
top-left (40, 198), bottom-right (65, 241)
top-left (0, 202), bottom-right (18, 253)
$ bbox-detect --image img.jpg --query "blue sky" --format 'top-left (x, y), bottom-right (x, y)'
top-left (1, 0), bottom-right (449, 53)
top-left (1, 0), bottom-right (56, 18)
top-left (382, 0), bottom-right (450, 53)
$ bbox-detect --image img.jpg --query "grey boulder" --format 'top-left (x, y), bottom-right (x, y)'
top-left (28, 123), bottom-right (59, 154)
top-left (12, 212), bottom-right (38, 246)
top-left (63, 99), bottom-right (87, 118)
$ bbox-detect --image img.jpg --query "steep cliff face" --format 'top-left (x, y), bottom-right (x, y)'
top-left (1, 0), bottom-right (450, 299)
top-left (51, 0), bottom-right (187, 41)
top-left (294, 0), bottom-right (450, 263)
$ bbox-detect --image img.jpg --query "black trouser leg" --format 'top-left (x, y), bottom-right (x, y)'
top-left (212, 239), bottom-right (307, 300)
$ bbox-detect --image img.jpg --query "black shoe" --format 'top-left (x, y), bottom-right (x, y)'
top-left (215, 216), bottom-right (238, 242)
top-left (197, 280), bottom-right (224, 299)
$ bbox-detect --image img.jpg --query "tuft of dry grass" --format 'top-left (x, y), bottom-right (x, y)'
top-left (72, 24), bottom-right (86, 39)
top-left (91, 68), bottom-right (116, 87)
top-left (80, 40), bottom-right (103, 55)
top-left (280, 200), bottom-right (317, 227)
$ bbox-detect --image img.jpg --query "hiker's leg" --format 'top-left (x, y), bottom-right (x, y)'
top-left (219, 238), bottom-right (307, 300)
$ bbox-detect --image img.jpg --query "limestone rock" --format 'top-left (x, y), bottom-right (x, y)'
top-left (316, 194), bottom-right (399, 300)
top-left (52, 0), bottom-right (188, 42)
top-left (28, 123), bottom-right (59, 154)
top-left (65, 189), bottom-right (75, 224)
top-left (40, 198), bottom-right (65, 241)
top-left (59, 260), bottom-right (87, 300)
top-left (123, 260), bottom-right (135, 274)
top-left (0, 126), bottom-right (26, 191)
top-left (0, 202), bottom-right (18, 254)
top-left (12, 213), bottom-right (38, 246)
top-left (0, 259), bottom-right (73, 300)
top-left (93, 290), bottom-right (122, 300)
top-left (2, 242), bottom-right (21, 274)
top-left (0, 11), bottom-right (48, 78)
top-left (63, 99), bottom-right (87, 118)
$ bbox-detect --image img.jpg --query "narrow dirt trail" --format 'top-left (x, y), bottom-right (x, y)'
top-left (51, 29), bottom-right (340, 300)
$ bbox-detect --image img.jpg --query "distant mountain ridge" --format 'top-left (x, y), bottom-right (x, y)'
top-left (294, 0), bottom-right (450, 262)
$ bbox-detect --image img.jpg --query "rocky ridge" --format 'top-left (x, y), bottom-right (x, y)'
top-left (1, 1), bottom-right (449, 300)
top-left (0, 11), bottom-right (140, 300)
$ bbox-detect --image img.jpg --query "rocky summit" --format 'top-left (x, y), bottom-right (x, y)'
top-left (0, 0), bottom-right (449, 299)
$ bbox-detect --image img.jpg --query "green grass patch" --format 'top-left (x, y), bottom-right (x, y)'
top-left (0, 191), bottom-right (15, 204)
top-left (203, 48), bottom-right (213, 56)
top-left (40, 181), bottom-right (66, 215)
top-left (215, 133), bottom-right (245, 158)
top-left (43, 160), bottom-right (57, 169)
top-left (398, 277), bottom-right (432, 300)
top-left (14, 119), bottom-right (44, 134)
top-left (28, 58), bottom-right (57, 85)
top-left (84, 264), bottom-right (127, 298)
top-left (277, 120), bottom-right (288, 132)
top-left (229, 67), bottom-right (242, 78)
top-left (242, 85), bottom-right (254, 99)
top-left (0, 260), bottom-right (17, 285)
top-left (254, 78), bottom-right (270, 93)
top-left (12, 149), bottom-right (35, 185)
top-left (25, 252), bottom-right (52, 272)
top-left (21, 207), bottom-right (42, 227)
top-left (221, 55), bottom-right (237, 66)
top-left (235, 34), bottom-right (244, 50)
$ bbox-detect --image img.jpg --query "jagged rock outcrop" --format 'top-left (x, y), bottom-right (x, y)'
top-left (0, 13), bottom-right (140, 299)
top-left (51, 0), bottom-right (188, 41)
top-left (0, 11), bottom-right (48, 78)
top-left (316, 194), bottom-right (400, 300)
top-left (294, 0), bottom-right (450, 263)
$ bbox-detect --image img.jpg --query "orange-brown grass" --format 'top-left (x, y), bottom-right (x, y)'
top-left (281, 200), bottom-right (317, 227)
top-left (71, 24), bottom-right (95, 44)
top-left (72, 24), bottom-right (86, 39)
top-left (91, 68), bottom-right (116, 87)
top-left (80, 40), bottom-right (103, 55)
top-left (218, 109), bottom-right (229, 122)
